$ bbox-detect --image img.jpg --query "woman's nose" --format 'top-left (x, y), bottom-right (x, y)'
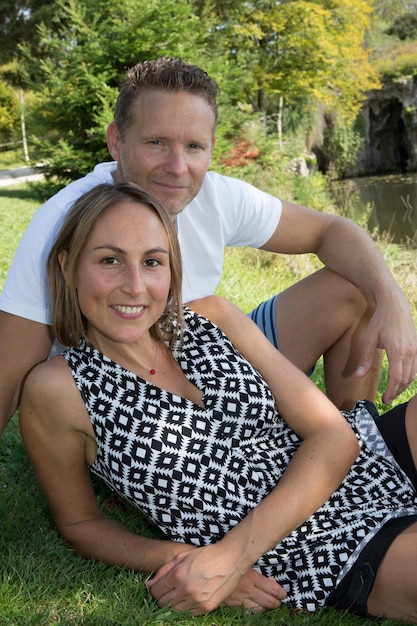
top-left (122, 264), bottom-right (143, 295)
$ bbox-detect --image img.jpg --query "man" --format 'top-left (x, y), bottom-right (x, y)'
top-left (0, 57), bottom-right (416, 436)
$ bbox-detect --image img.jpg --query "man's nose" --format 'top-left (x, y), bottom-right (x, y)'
top-left (163, 148), bottom-right (187, 176)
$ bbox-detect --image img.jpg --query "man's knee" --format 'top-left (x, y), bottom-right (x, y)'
top-left (319, 268), bottom-right (376, 320)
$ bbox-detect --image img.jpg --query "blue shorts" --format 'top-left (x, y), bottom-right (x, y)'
top-left (248, 295), bottom-right (279, 349)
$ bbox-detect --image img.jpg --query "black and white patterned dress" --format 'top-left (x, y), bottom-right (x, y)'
top-left (64, 307), bottom-right (417, 611)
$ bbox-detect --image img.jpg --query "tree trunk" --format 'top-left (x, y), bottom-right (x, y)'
top-left (19, 89), bottom-right (30, 163)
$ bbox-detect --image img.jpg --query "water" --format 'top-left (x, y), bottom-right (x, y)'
top-left (328, 173), bottom-right (417, 247)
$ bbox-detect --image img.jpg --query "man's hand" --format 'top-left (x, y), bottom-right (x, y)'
top-left (356, 295), bottom-right (417, 405)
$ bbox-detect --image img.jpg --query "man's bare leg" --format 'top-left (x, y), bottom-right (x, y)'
top-left (276, 268), bottom-right (382, 410)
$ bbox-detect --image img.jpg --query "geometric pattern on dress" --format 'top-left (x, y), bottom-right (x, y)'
top-left (64, 307), bottom-right (417, 613)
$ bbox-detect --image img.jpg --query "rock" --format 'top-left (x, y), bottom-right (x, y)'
top-left (348, 75), bottom-right (417, 176)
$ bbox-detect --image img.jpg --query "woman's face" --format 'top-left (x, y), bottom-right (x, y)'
top-left (67, 201), bottom-right (171, 349)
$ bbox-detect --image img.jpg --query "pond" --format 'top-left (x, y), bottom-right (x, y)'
top-left (328, 173), bottom-right (417, 247)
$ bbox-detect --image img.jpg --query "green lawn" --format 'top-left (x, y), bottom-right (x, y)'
top-left (0, 181), bottom-right (416, 625)
top-left (0, 148), bottom-right (30, 170)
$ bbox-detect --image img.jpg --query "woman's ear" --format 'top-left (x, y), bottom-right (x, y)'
top-left (58, 250), bottom-right (69, 280)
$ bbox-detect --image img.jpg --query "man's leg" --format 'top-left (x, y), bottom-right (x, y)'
top-left (273, 267), bottom-right (382, 410)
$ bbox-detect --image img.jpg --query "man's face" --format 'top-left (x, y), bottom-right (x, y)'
top-left (107, 89), bottom-right (216, 216)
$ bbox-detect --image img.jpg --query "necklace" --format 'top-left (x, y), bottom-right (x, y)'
top-left (140, 341), bottom-right (159, 375)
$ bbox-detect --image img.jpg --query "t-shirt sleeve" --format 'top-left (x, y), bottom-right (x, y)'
top-left (0, 199), bottom-right (65, 325)
top-left (204, 173), bottom-right (282, 248)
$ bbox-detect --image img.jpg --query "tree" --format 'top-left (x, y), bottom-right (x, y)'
top-left (19, 0), bottom-right (213, 183)
top-left (372, 0), bottom-right (417, 22)
top-left (207, 0), bottom-right (379, 122)
top-left (11, 0), bottom-right (383, 181)
top-left (0, 81), bottom-right (18, 143)
top-left (385, 11), bottom-right (417, 39)
top-left (0, 0), bottom-right (70, 68)
top-left (0, 1), bottom-right (71, 162)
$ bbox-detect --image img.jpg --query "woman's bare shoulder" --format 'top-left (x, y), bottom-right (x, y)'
top-left (187, 295), bottom-right (243, 327)
top-left (21, 353), bottom-right (95, 450)
top-left (24, 354), bottom-right (75, 402)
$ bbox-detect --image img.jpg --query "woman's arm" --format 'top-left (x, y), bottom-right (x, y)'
top-left (19, 357), bottom-right (193, 571)
top-left (148, 297), bottom-right (360, 614)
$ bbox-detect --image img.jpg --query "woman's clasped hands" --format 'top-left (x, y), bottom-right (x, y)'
top-left (146, 543), bottom-right (287, 616)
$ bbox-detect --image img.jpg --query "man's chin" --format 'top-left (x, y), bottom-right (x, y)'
top-left (162, 200), bottom-right (189, 218)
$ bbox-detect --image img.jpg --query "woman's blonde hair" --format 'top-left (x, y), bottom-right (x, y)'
top-left (48, 182), bottom-right (183, 349)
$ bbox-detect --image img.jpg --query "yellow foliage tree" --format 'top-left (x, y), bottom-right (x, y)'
top-left (219, 0), bottom-right (380, 122)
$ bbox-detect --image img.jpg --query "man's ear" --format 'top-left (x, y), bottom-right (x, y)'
top-left (106, 122), bottom-right (121, 161)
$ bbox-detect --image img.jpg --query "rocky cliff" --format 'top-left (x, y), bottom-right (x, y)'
top-left (350, 75), bottom-right (417, 177)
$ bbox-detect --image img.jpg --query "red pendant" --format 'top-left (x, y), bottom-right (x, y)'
top-left (149, 368), bottom-right (156, 375)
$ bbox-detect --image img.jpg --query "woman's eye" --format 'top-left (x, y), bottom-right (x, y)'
top-left (101, 257), bottom-right (119, 265)
top-left (143, 258), bottom-right (160, 267)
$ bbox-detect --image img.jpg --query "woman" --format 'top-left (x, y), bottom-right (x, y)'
top-left (20, 182), bottom-right (417, 622)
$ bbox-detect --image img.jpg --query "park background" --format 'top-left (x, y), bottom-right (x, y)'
top-left (1, 1), bottom-right (417, 624)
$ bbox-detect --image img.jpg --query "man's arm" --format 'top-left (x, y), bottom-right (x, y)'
top-left (0, 311), bottom-right (53, 434)
top-left (262, 201), bottom-right (417, 403)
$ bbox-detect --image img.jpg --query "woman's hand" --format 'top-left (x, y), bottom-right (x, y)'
top-left (146, 543), bottom-right (286, 615)
top-left (223, 567), bottom-right (287, 613)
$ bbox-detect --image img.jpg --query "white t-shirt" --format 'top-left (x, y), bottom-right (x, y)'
top-left (0, 162), bottom-right (281, 325)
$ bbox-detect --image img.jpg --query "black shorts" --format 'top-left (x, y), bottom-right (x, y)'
top-left (327, 400), bottom-right (417, 617)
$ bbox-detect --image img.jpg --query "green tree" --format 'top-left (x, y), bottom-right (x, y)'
top-left (372, 0), bottom-right (417, 21)
top-left (0, 81), bottom-right (18, 143)
top-left (20, 0), bottom-right (213, 184)
top-left (12, 0), bottom-right (384, 182)
top-left (0, 1), bottom-right (70, 161)
top-left (385, 11), bottom-right (417, 39)
top-left (0, 0), bottom-right (70, 67)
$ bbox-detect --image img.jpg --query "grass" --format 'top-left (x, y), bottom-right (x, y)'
top-left (1, 180), bottom-right (417, 625)
top-left (0, 148), bottom-right (30, 171)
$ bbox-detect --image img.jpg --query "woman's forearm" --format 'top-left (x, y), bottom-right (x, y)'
top-left (61, 515), bottom-right (194, 572)
top-left (219, 425), bottom-right (359, 572)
